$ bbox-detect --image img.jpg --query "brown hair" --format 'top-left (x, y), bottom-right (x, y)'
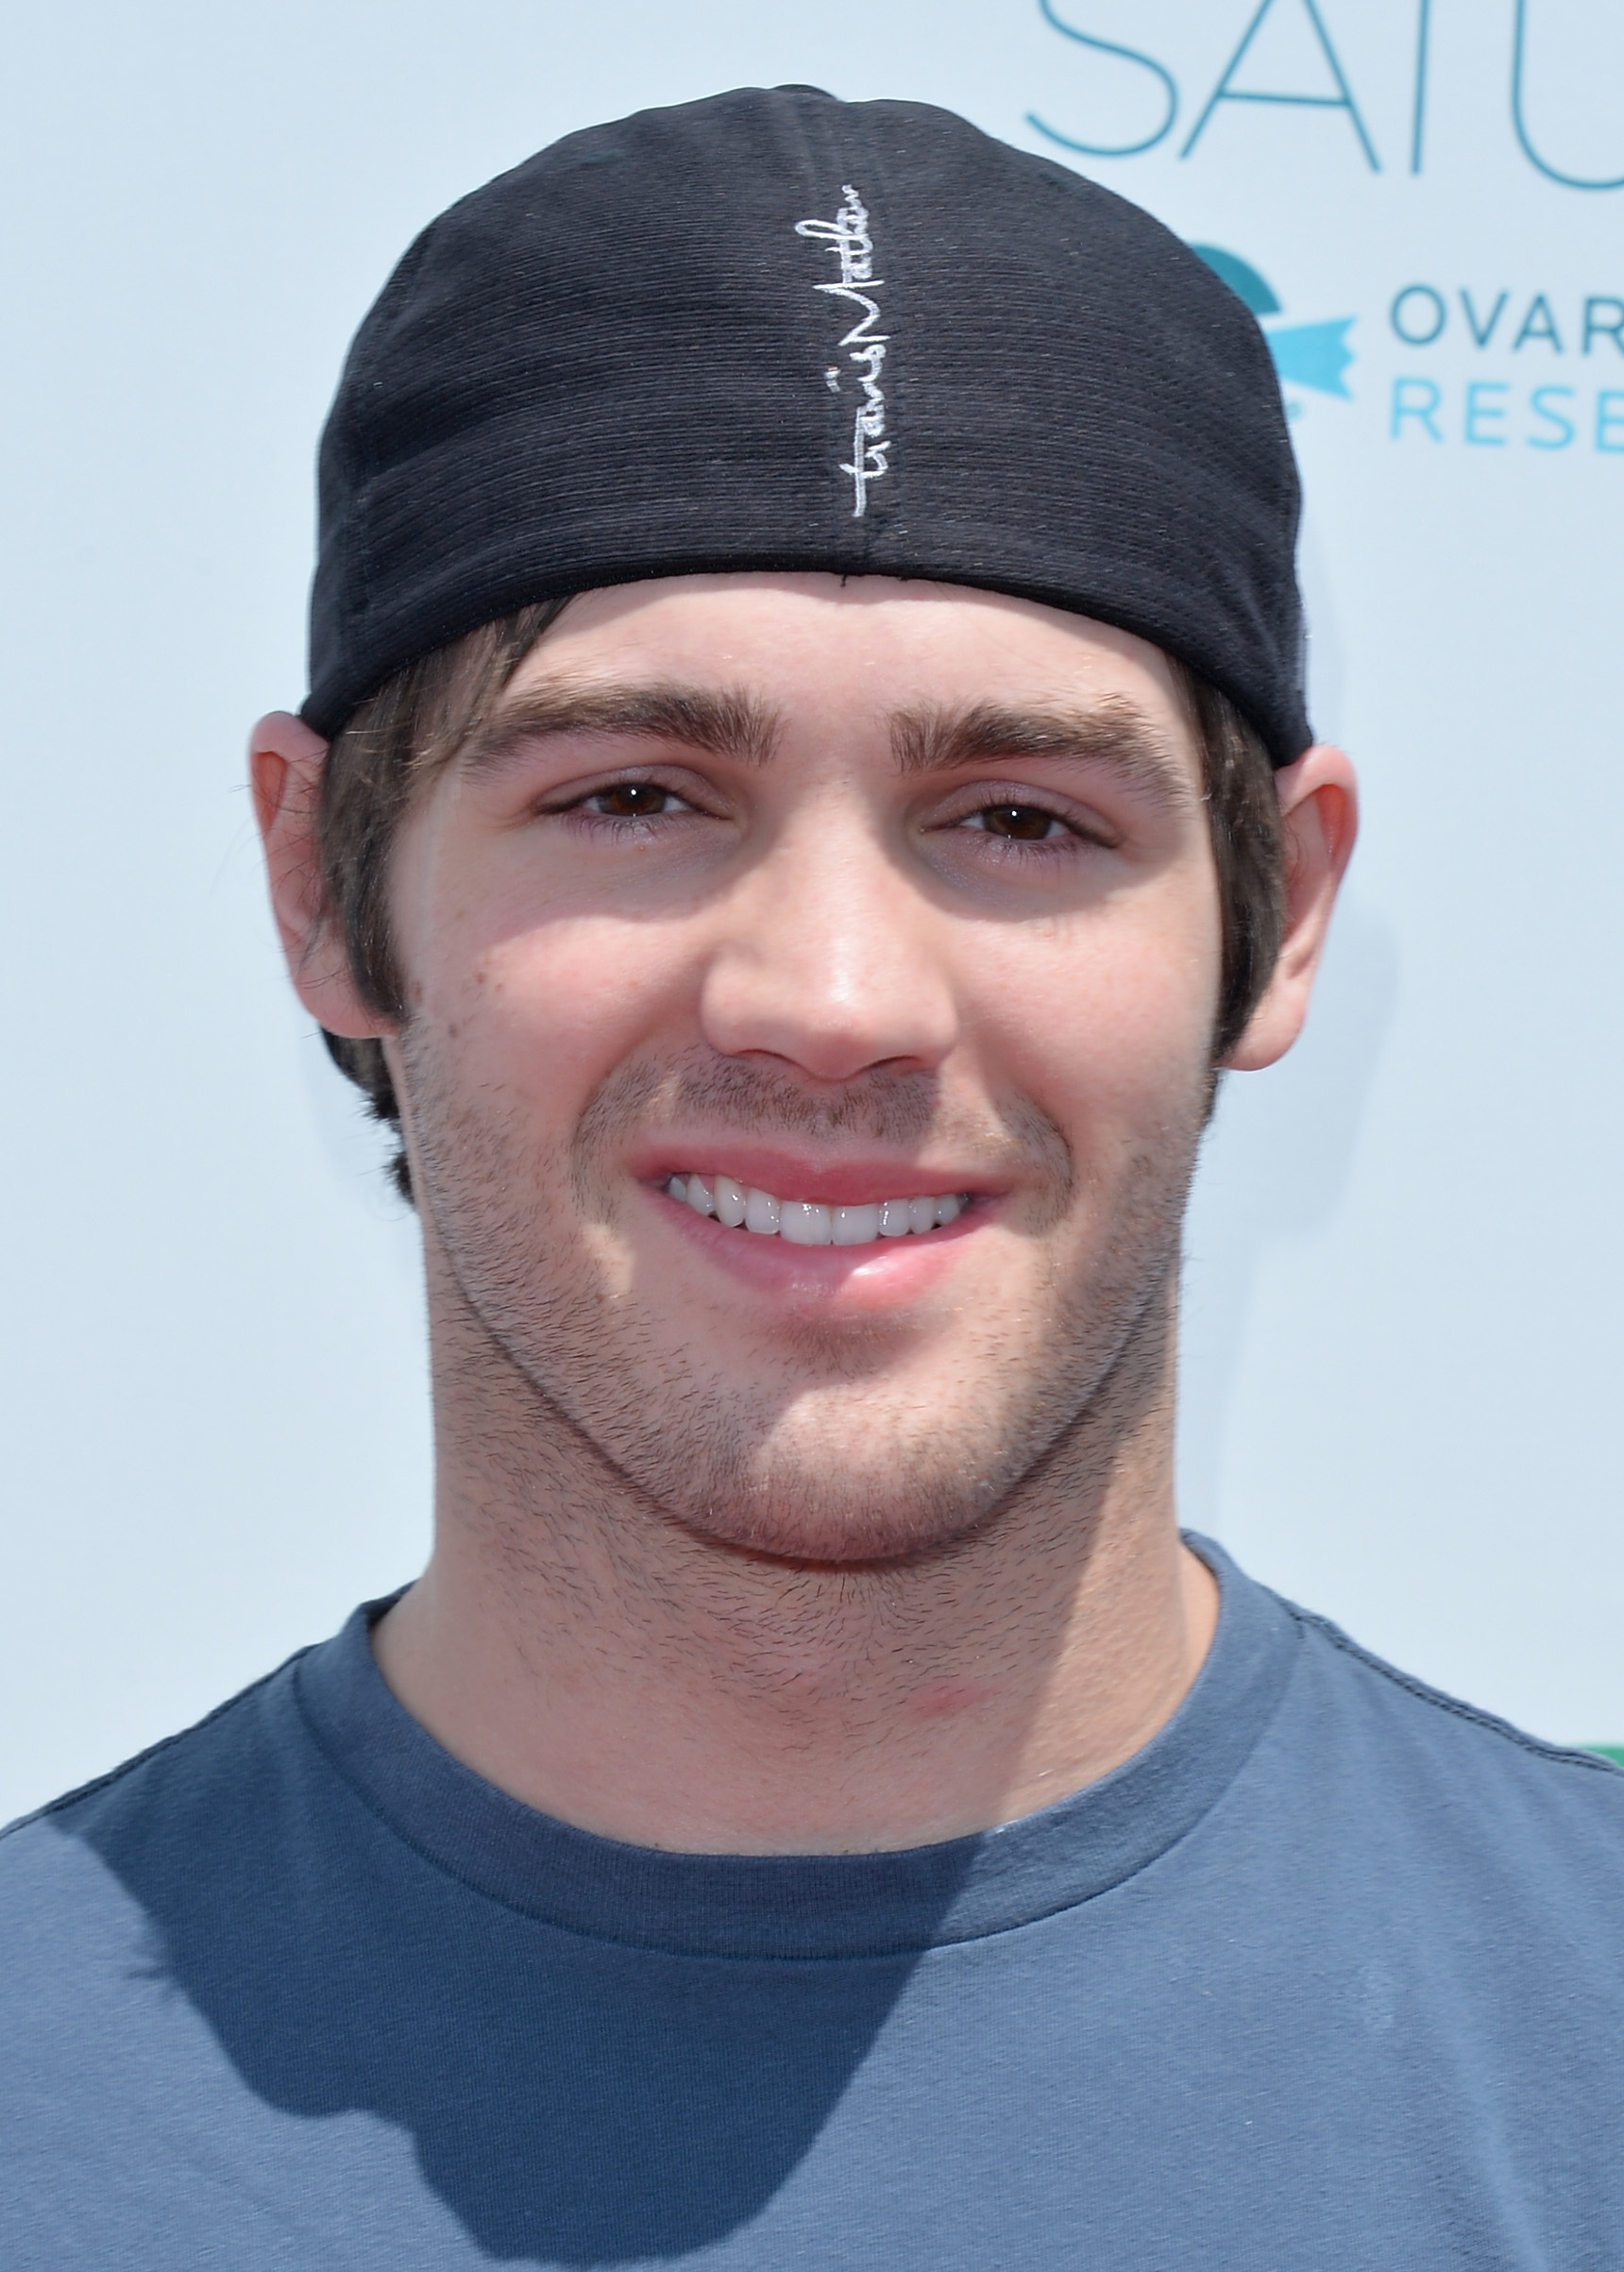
top-left (314, 604), bottom-right (1285, 1200)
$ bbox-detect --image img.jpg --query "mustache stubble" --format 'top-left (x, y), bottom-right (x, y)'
top-left (568, 1045), bottom-right (1076, 1229)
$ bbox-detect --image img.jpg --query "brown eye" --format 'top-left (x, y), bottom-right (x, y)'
top-left (590, 782), bottom-right (676, 818)
top-left (977, 804), bottom-right (1057, 840)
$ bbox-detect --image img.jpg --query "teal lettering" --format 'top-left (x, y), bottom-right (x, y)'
top-left (1028, 3), bottom-right (1178, 157)
top-left (1410, 0), bottom-right (1433, 174)
top-left (1598, 392), bottom-right (1624, 449)
top-left (1460, 290), bottom-right (1508, 348)
top-left (1528, 386), bottom-right (1575, 448)
top-left (1464, 382), bottom-right (1509, 444)
top-left (1392, 377), bottom-right (1443, 438)
top-left (1181, 0), bottom-right (1379, 170)
top-left (1392, 285), bottom-right (1446, 347)
top-left (1512, 295), bottom-right (1564, 352)
top-left (1512, 0), bottom-right (1624, 191)
top-left (1582, 298), bottom-right (1624, 355)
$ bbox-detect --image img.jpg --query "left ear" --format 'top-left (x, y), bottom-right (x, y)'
top-left (1222, 743), bottom-right (1360, 1073)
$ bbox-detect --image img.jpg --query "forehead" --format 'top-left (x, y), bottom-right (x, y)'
top-left (498, 574), bottom-right (1196, 753)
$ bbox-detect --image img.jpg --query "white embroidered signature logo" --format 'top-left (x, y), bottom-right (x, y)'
top-left (794, 185), bottom-right (889, 517)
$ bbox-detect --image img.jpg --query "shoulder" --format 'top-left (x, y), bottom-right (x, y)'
top-left (8, 1643), bottom-right (304, 1827)
top-left (0, 1645), bottom-right (364, 2258)
top-left (0, 1631), bottom-right (374, 2161)
top-left (1281, 1587), bottom-right (1623, 1783)
top-left (1265, 1585), bottom-right (1624, 1888)
top-left (0, 1641), bottom-right (330, 1956)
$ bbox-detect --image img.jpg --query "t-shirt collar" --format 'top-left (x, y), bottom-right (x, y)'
top-left (295, 1533), bottom-right (1300, 1960)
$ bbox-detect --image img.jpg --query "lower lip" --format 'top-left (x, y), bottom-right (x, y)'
top-left (651, 1185), bottom-right (987, 1303)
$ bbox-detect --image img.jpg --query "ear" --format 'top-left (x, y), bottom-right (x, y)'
top-left (249, 710), bottom-right (395, 1040)
top-left (1222, 742), bottom-right (1360, 1073)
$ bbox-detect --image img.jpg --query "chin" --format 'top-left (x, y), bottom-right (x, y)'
top-left (664, 1475), bottom-right (999, 1568)
top-left (608, 1400), bottom-right (1021, 1568)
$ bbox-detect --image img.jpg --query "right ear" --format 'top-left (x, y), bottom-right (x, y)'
top-left (249, 711), bottom-right (394, 1039)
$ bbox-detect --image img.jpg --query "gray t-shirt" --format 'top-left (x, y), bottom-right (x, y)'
top-left (4, 1536), bottom-right (1622, 2267)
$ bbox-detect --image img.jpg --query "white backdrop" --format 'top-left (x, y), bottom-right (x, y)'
top-left (3, 0), bottom-right (1620, 1822)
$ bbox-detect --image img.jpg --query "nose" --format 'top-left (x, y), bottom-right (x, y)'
top-left (697, 804), bottom-right (959, 1081)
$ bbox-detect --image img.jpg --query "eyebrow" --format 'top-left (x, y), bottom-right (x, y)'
top-left (461, 677), bottom-right (1194, 807)
top-left (888, 697), bottom-right (1197, 805)
top-left (460, 681), bottom-right (782, 773)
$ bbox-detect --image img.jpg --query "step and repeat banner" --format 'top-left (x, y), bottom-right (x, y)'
top-left (1032, 1), bottom-right (1624, 1741)
top-left (1, 0), bottom-right (1618, 1816)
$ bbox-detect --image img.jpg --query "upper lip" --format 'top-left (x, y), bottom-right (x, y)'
top-left (628, 1141), bottom-right (1000, 1209)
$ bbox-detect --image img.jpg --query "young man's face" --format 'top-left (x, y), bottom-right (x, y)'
top-left (381, 574), bottom-right (1230, 1562)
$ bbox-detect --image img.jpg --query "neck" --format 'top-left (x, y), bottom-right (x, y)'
top-left (374, 1278), bottom-right (1217, 1857)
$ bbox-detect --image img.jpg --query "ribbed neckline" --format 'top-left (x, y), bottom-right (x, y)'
top-left (294, 1534), bottom-right (1299, 1961)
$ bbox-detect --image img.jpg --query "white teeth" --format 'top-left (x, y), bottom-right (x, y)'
top-left (668, 1177), bottom-right (970, 1248)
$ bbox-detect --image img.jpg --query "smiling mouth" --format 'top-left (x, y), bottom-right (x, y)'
top-left (665, 1174), bottom-right (971, 1248)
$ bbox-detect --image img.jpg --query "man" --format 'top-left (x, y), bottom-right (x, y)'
top-left (4, 86), bottom-right (1621, 2269)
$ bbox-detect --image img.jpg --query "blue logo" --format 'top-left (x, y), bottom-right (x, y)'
top-left (1190, 246), bottom-right (1355, 404)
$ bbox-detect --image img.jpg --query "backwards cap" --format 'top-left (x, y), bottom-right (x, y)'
top-left (305, 86), bottom-right (1310, 764)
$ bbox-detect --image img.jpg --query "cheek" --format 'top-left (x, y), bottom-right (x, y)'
top-left (418, 910), bottom-right (697, 1110)
top-left (965, 881), bottom-right (1221, 1132)
top-left (391, 790), bottom-right (701, 1109)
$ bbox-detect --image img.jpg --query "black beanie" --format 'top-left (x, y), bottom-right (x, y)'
top-left (305, 86), bottom-right (1311, 764)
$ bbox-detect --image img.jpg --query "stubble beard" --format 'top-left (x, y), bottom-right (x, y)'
top-left (402, 1033), bottom-right (1209, 1568)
